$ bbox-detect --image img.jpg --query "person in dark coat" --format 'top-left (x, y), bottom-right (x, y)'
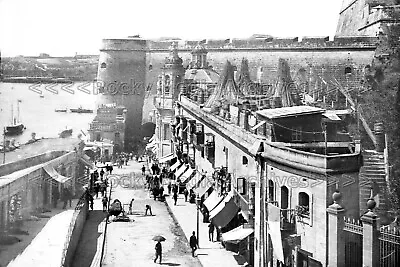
top-left (154, 241), bottom-right (162, 264)
top-left (102, 195), bottom-right (108, 212)
top-left (173, 191), bottom-right (178, 206)
top-left (183, 188), bottom-right (189, 202)
top-left (52, 189), bottom-right (60, 208)
top-left (167, 182), bottom-right (172, 195)
top-left (189, 231), bottom-right (198, 257)
top-left (208, 223), bottom-right (215, 241)
top-left (142, 165), bottom-right (146, 176)
top-left (62, 187), bottom-right (72, 209)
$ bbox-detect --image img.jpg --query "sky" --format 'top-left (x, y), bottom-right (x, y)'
top-left (0, 0), bottom-right (343, 57)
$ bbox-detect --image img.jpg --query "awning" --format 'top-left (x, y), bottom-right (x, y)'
top-left (204, 191), bottom-right (224, 212)
top-left (174, 164), bottom-right (187, 179)
top-left (194, 176), bottom-right (214, 197)
top-left (210, 192), bottom-right (240, 228)
top-left (323, 112), bottom-right (341, 122)
top-left (170, 161), bottom-right (181, 172)
top-left (79, 156), bottom-right (94, 168)
top-left (43, 165), bottom-right (71, 183)
top-left (158, 153), bottom-right (175, 163)
top-left (180, 168), bottom-right (195, 183)
top-left (249, 140), bottom-right (264, 155)
top-left (221, 225), bottom-right (254, 244)
top-left (149, 135), bottom-right (156, 142)
top-left (186, 172), bottom-right (204, 190)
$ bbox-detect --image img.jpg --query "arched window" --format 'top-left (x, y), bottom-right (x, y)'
top-left (298, 192), bottom-right (310, 217)
top-left (242, 156), bottom-right (248, 165)
top-left (344, 67), bottom-right (352, 75)
top-left (268, 180), bottom-right (275, 201)
top-left (100, 62), bottom-right (107, 69)
top-left (148, 64), bottom-right (153, 71)
top-left (164, 75), bottom-right (170, 94)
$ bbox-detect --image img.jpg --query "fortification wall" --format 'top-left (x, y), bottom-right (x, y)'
top-left (99, 36), bottom-right (378, 125)
top-left (97, 42), bottom-right (147, 140)
top-left (336, 0), bottom-right (397, 36)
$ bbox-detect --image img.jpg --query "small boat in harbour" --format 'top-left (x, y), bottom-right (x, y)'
top-left (59, 127), bottom-right (73, 138)
top-left (70, 107), bottom-right (93, 113)
top-left (55, 108), bottom-right (68, 112)
top-left (5, 100), bottom-right (26, 136)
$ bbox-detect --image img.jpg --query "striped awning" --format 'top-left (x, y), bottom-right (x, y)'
top-left (210, 192), bottom-right (240, 228)
top-left (170, 161), bottom-right (181, 172)
top-left (180, 168), bottom-right (195, 183)
top-left (194, 176), bottom-right (214, 197)
top-left (159, 153), bottom-right (175, 163)
top-left (174, 164), bottom-right (187, 179)
top-left (186, 172), bottom-right (204, 190)
top-left (204, 191), bottom-right (223, 212)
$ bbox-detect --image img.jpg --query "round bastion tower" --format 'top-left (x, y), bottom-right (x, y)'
top-left (96, 38), bottom-right (148, 151)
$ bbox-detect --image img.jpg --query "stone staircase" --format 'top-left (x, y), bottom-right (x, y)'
top-left (359, 150), bottom-right (389, 217)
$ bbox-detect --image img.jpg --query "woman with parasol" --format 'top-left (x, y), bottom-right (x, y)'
top-left (152, 235), bottom-right (165, 264)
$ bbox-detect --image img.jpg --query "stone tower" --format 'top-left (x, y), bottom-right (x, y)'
top-left (96, 38), bottom-right (147, 152)
top-left (336, 0), bottom-right (399, 36)
top-left (154, 42), bottom-right (185, 157)
top-left (190, 43), bottom-right (209, 69)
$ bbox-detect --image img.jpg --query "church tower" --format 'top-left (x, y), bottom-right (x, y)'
top-left (154, 42), bottom-right (184, 157)
top-left (190, 43), bottom-right (209, 69)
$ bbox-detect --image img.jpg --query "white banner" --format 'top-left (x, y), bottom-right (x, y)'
top-left (267, 203), bottom-right (284, 262)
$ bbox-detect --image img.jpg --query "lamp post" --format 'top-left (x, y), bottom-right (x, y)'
top-left (2, 127), bottom-right (6, 164)
top-left (196, 193), bottom-right (201, 248)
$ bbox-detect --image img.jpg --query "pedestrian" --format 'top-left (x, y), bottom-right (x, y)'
top-left (129, 198), bottom-right (135, 214)
top-left (173, 191), bottom-right (178, 206)
top-left (109, 165), bottom-right (113, 174)
top-left (154, 241), bottom-right (162, 264)
top-left (102, 195), bottom-right (108, 212)
top-left (189, 231), bottom-right (198, 257)
top-left (100, 168), bottom-right (105, 179)
top-left (167, 181), bottom-right (171, 195)
top-left (145, 204), bottom-right (152, 216)
top-left (52, 188), bottom-right (60, 208)
top-left (88, 193), bottom-right (94, 210)
top-left (208, 223), bottom-right (215, 242)
top-left (62, 187), bottom-right (72, 209)
top-left (183, 188), bottom-right (189, 202)
top-left (142, 165), bottom-right (146, 176)
top-left (94, 183), bottom-right (100, 198)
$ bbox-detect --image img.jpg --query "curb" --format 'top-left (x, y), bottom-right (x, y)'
top-left (164, 198), bottom-right (204, 267)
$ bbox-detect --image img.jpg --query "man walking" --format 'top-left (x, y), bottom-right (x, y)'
top-left (102, 195), bottom-right (108, 212)
top-left (173, 191), bottom-right (178, 206)
top-left (208, 223), bottom-right (215, 242)
top-left (183, 188), bottom-right (189, 202)
top-left (189, 231), bottom-right (198, 257)
top-left (141, 165), bottom-right (146, 176)
top-left (154, 240), bottom-right (162, 264)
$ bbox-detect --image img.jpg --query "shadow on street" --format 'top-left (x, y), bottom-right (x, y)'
top-left (71, 210), bottom-right (107, 267)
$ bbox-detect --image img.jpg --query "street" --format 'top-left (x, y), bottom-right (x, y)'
top-left (101, 160), bottom-right (202, 267)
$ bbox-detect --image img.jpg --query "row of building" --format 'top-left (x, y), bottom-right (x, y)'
top-left (146, 40), bottom-right (400, 266)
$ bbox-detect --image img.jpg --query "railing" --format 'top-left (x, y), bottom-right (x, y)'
top-left (380, 226), bottom-right (400, 267)
top-left (280, 208), bottom-right (296, 231)
top-left (344, 216), bottom-right (363, 234)
top-left (344, 217), bottom-right (363, 267)
top-left (60, 193), bottom-right (88, 266)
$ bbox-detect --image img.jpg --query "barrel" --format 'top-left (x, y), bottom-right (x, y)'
top-left (374, 122), bottom-right (385, 152)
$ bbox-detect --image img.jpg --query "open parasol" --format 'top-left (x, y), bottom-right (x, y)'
top-left (152, 235), bottom-right (166, 242)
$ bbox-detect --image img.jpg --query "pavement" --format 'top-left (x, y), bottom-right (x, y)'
top-left (163, 185), bottom-right (248, 267)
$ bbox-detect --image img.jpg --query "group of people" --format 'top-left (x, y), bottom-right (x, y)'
top-left (52, 187), bottom-right (73, 209)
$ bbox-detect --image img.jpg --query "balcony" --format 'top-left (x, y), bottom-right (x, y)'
top-left (269, 202), bottom-right (296, 232)
top-left (154, 96), bottom-right (174, 110)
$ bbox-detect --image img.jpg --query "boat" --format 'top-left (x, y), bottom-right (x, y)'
top-left (55, 108), bottom-right (68, 112)
top-left (40, 95), bottom-right (44, 98)
top-left (59, 127), bottom-right (73, 138)
top-left (5, 100), bottom-right (25, 136)
top-left (70, 107), bottom-right (93, 113)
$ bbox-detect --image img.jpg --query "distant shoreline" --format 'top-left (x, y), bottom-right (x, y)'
top-left (1, 77), bottom-right (95, 83)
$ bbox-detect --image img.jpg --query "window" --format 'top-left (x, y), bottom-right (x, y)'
top-left (163, 124), bottom-right (171, 140)
top-left (242, 156), bottom-right (248, 165)
top-left (268, 180), bottom-right (275, 201)
top-left (114, 132), bottom-right (120, 141)
top-left (164, 75), bottom-right (170, 94)
top-left (237, 177), bottom-right (246, 195)
top-left (345, 67), bottom-right (352, 75)
top-left (100, 62), bottom-right (107, 69)
top-left (298, 192), bottom-right (310, 217)
top-left (291, 126), bottom-right (302, 141)
top-left (148, 64), bottom-right (153, 71)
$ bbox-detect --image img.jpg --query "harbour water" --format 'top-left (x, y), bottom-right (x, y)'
top-left (0, 82), bottom-right (98, 144)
